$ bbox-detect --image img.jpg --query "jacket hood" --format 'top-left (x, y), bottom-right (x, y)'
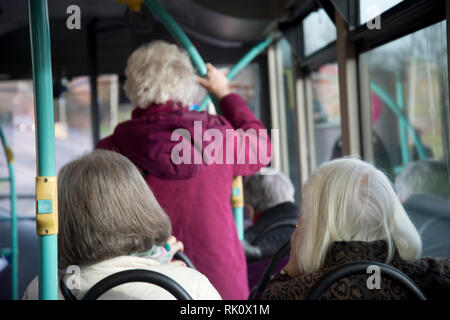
top-left (113, 101), bottom-right (229, 180)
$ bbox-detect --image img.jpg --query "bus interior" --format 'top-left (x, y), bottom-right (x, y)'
top-left (0, 0), bottom-right (449, 301)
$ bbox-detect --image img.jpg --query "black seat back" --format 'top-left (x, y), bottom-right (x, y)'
top-left (251, 220), bottom-right (297, 246)
top-left (249, 239), bottom-right (291, 300)
top-left (174, 251), bottom-right (196, 269)
top-left (305, 261), bottom-right (427, 300)
top-left (60, 269), bottom-right (193, 300)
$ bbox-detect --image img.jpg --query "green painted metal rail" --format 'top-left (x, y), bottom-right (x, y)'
top-left (0, 126), bottom-right (18, 300)
top-left (144, 0), bottom-right (207, 76)
top-left (396, 72), bottom-right (409, 167)
top-left (0, 216), bottom-right (36, 222)
top-left (371, 82), bottom-right (427, 161)
top-left (198, 36), bottom-right (275, 111)
top-left (28, 0), bottom-right (58, 300)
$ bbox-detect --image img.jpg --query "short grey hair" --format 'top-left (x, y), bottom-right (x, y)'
top-left (243, 168), bottom-right (295, 214)
top-left (123, 40), bottom-right (198, 108)
top-left (58, 150), bottom-right (172, 268)
top-left (395, 160), bottom-right (450, 201)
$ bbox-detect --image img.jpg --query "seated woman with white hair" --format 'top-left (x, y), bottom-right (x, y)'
top-left (263, 157), bottom-right (450, 300)
top-left (242, 168), bottom-right (300, 261)
top-left (23, 150), bottom-right (221, 300)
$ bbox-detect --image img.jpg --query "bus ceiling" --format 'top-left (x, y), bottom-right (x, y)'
top-left (0, 0), bottom-right (317, 79)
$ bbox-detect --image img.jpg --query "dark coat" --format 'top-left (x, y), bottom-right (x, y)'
top-left (97, 94), bottom-right (271, 300)
top-left (243, 202), bottom-right (300, 262)
top-left (263, 240), bottom-right (450, 300)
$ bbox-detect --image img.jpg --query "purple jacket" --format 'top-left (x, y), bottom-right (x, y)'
top-left (97, 93), bottom-right (271, 299)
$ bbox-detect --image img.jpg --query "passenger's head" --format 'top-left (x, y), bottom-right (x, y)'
top-left (395, 160), bottom-right (450, 202)
top-left (294, 157), bottom-right (421, 274)
top-left (124, 40), bottom-right (198, 108)
top-left (244, 168), bottom-right (296, 221)
top-left (58, 150), bottom-right (172, 268)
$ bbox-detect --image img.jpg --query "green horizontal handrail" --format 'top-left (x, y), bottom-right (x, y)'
top-left (0, 248), bottom-right (12, 256)
top-left (0, 216), bottom-right (36, 222)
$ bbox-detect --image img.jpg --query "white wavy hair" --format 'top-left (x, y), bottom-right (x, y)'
top-left (294, 157), bottom-right (422, 274)
top-left (123, 40), bottom-right (198, 107)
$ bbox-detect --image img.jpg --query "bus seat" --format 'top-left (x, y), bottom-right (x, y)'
top-left (61, 269), bottom-right (193, 300)
top-left (173, 251), bottom-right (196, 269)
top-left (403, 193), bottom-right (450, 259)
top-left (248, 239), bottom-right (290, 300)
top-left (0, 257), bottom-right (11, 299)
top-left (0, 218), bottom-right (38, 298)
top-left (304, 261), bottom-right (427, 300)
top-left (248, 258), bottom-right (276, 291)
top-left (246, 221), bottom-right (296, 292)
top-left (250, 220), bottom-right (298, 246)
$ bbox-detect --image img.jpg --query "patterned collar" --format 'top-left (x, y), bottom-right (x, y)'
top-left (322, 240), bottom-right (400, 268)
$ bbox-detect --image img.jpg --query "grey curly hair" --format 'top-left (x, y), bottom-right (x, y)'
top-left (123, 40), bottom-right (198, 108)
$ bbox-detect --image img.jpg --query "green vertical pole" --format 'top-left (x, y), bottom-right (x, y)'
top-left (28, 0), bottom-right (58, 300)
top-left (231, 176), bottom-right (244, 240)
top-left (396, 72), bottom-right (409, 166)
top-left (233, 208), bottom-right (244, 240)
top-left (0, 128), bottom-right (18, 300)
top-left (9, 160), bottom-right (18, 300)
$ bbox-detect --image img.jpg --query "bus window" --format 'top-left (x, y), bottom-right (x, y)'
top-left (0, 77), bottom-right (93, 218)
top-left (218, 64), bottom-right (261, 120)
top-left (311, 63), bottom-right (341, 166)
top-left (277, 38), bottom-right (300, 201)
top-left (302, 9), bottom-right (337, 57)
top-left (98, 74), bottom-right (131, 139)
top-left (360, 20), bottom-right (449, 258)
top-left (359, 0), bottom-right (404, 25)
top-left (360, 21), bottom-right (448, 179)
top-left (0, 80), bottom-right (36, 217)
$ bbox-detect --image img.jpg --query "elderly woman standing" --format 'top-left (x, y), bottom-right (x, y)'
top-left (23, 150), bottom-right (221, 299)
top-left (263, 158), bottom-right (450, 300)
top-left (242, 169), bottom-right (300, 261)
top-left (97, 40), bottom-right (271, 299)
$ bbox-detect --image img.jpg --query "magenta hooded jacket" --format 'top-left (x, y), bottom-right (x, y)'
top-left (97, 93), bottom-right (271, 300)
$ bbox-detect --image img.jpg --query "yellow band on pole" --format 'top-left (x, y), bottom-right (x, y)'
top-left (5, 146), bottom-right (14, 164)
top-left (117, 0), bottom-right (143, 12)
top-left (231, 176), bottom-right (244, 208)
top-left (36, 176), bottom-right (58, 235)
